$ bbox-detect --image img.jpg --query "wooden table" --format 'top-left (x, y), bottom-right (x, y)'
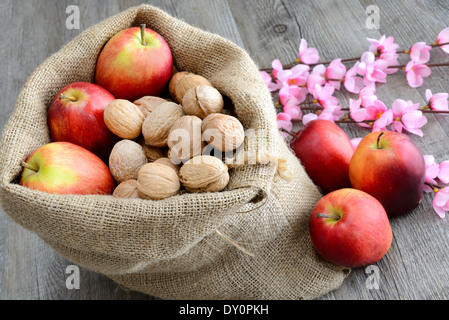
top-left (1, 0), bottom-right (449, 300)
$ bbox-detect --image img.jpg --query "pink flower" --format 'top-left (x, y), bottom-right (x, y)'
top-left (405, 61), bottom-right (431, 88)
top-left (344, 66), bottom-right (365, 94)
top-left (365, 99), bottom-right (388, 120)
top-left (391, 99), bottom-right (426, 137)
top-left (372, 109), bottom-right (393, 132)
top-left (306, 65), bottom-right (326, 95)
top-left (322, 105), bottom-right (345, 121)
top-left (367, 35), bottom-right (399, 55)
top-left (409, 42), bottom-right (432, 64)
top-left (425, 89), bottom-right (449, 111)
top-left (349, 98), bottom-right (367, 123)
top-left (324, 59), bottom-right (346, 90)
top-left (359, 86), bottom-right (378, 107)
top-left (350, 98), bottom-right (389, 129)
top-left (277, 112), bottom-right (293, 139)
top-left (277, 64), bottom-right (310, 87)
top-left (438, 161), bottom-right (449, 184)
top-left (433, 187), bottom-right (449, 218)
top-left (436, 27), bottom-right (449, 54)
top-left (367, 35), bottom-right (400, 75)
top-left (422, 156), bottom-right (449, 192)
top-left (356, 51), bottom-right (388, 84)
top-left (283, 103), bottom-right (302, 120)
top-left (260, 71), bottom-right (281, 92)
top-left (302, 113), bottom-right (318, 125)
top-left (279, 85), bottom-right (307, 106)
top-left (303, 106), bottom-right (342, 124)
top-left (423, 155), bottom-right (440, 192)
top-left (312, 84), bottom-right (338, 107)
top-left (298, 39), bottom-right (320, 65)
top-left (379, 52), bottom-right (400, 74)
top-left (272, 59), bottom-right (284, 78)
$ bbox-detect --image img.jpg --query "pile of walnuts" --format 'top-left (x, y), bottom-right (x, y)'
top-left (103, 72), bottom-right (245, 200)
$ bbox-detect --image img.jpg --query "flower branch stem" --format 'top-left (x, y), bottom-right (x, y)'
top-left (425, 181), bottom-right (447, 190)
top-left (388, 62), bottom-right (449, 69)
top-left (279, 127), bottom-right (298, 138)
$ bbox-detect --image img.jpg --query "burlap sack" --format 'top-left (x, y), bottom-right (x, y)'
top-left (0, 4), bottom-right (349, 300)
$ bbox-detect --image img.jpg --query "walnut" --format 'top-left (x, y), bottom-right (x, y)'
top-left (153, 157), bottom-right (180, 174)
top-left (137, 163), bottom-right (180, 200)
top-left (109, 140), bottom-right (147, 184)
top-left (179, 155), bottom-right (230, 193)
top-left (201, 114), bottom-right (245, 152)
top-left (168, 71), bottom-right (192, 102)
top-left (104, 99), bottom-right (145, 139)
top-left (113, 180), bottom-right (139, 199)
top-left (167, 115), bottom-right (204, 164)
top-left (133, 96), bottom-right (170, 117)
top-left (138, 138), bottom-right (165, 162)
top-left (141, 102), bottom-right (184, 147)
top-left (182, 85), bottom-right (224, 119)
top-left (174, 74), bottom-right (212, 104)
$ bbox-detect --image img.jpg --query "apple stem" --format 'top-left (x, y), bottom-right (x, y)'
top-left (377, 131), bottom-right (385, 149)
top-left (316, 213), bottom-right (341, 220)
top-left (58, 93), bottom-right (78, 102)
top-left (21, 161), bottom-right (38, 173)
top-left (140, 24), bottom-right (146, 46)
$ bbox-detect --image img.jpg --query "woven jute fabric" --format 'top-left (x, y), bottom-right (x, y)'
top-left (0, 5), bottom-right (349, 300)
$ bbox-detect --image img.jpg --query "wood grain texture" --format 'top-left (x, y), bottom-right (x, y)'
top-left (1, 0), bottom-right (449, 300)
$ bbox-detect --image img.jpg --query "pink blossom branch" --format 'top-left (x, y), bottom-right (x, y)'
top-left (261, 41), bottom-right (449, 74)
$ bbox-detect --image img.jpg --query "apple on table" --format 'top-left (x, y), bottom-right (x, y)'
top-left (20, 142), bottom-right (116, 195)
top-left (349, 131), bottom-right (426, 217)
top-left (290, 119), bottom-right (354, 194)
top-left (309, 188), bottom-right (393, 268)
top-left (48, 81), bottom-right (120, 163)
top-left (95, 24), bottom-right (173, 101)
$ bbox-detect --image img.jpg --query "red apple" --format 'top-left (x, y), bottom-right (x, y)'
top-left (349, 131), bottom-right (426, 217)
top-left (20, 142), bottom-right (115, 195)
top-left (290, 119), bottom-right (354, 194)
top-left (95, 24), bottom-right (173, 101)
top-left (48, 81), bottom-right (119, 162)
top-left (309, 188), bottom-right (393, 268)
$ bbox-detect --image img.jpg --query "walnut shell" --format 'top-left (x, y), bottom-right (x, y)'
top-left (113, 180), bottom-right (139, 199)
top-left (182, 85), bottom-right (224, 119)
top-left (201, 114), bottom-right (245, 152)
top-left (142, 102), bottom-right (184, 148)
top-left (167, 115), bottom-right (204, 164)
top-left (109, 140), bottom-right (148, 184)
top-left (179, 155), bottom-right (230, 193)
top-left (169, 71), bottom-right (192, 102)
top-left (174, 74), bottom-right (212, 104)
top-left (138, 138), bottom-right (165, 162)
top-left (104, 99), bottom-right (145, 139)
top-left (137, 163), bottom-right (180, 200)
top-left (133, 96), bottom-right (170, 117)
top-left (154, 157), bottom-right (180, 174)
